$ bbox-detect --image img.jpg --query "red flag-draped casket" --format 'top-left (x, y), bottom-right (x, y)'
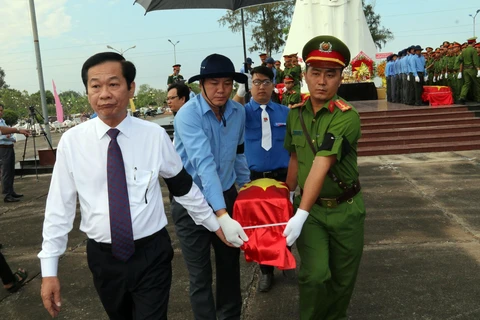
top-left (234, 178), bottom-right (295, 269)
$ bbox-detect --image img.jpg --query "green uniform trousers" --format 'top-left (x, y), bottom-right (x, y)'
top-left (296, 193), bottom-right (365, 320)
top-left (460, 68), bottom-right (480, 101)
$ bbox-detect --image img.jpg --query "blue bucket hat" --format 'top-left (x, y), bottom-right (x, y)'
top-left (265, 57), bottom-right (275, 64)
top-left (246, 57), bottom-right (253, 64)
top-left (188, 54), bottom-right (248, 84)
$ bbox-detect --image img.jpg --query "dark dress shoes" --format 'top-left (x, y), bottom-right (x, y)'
top-left (258, 273), bottom-right (274, 292)
top-left (4, 195), bottom-right (20, 203)
top-left (282, 268), bottom-right (296, 279)
top-left (11, 193), bottom-right (24, 198)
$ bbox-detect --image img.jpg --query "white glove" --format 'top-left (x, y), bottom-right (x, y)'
top-left (281, 87), bottom-right (287, 93)
top-left (424, 75), bottom-right (428, 82)
top-left (236, 83), bottom-right (246, 97)
top-left (458, 72), bottom-right (462, 80)
top-left (444, 72), bottom-right (448, 78)
top-left (439, 74), bottom-right (443, 80)
top-left (217, 213), bottom-right (249, 247)
top-left (433, 77), bottom-right (436, 83)
top-left (477, 70), bottom-right (480, 78)
top-left (415, 76), bottom-right (420, 82)
top-left (274, 87), bottom-right (279, 94)
top-left (283, 208), bottom-right (309, 246)
top-left (289, 191), bottom-right (295, 204)
top-left (407, 75), bottom-right (410, 81)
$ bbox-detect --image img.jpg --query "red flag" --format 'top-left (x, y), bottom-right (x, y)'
top-left (234, 178), bottom-right (295, 270)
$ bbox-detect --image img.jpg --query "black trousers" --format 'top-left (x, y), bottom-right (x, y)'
top-left (171, 185), bottom-right (241, 320)
top-left (402, 74), bottom-right (408, 104)
top-left (0, 146), bottom-right (15, 196)
top-left (0, 252), bottom-right (15, 285)
top-left (415, 72), bottom-right (425, 105)
top-left (386, 76), bottom-right (392, 102)
top-left (396, 75), bottom-right (402, 103)
top-left (87, 228), bottom-right (173, 320)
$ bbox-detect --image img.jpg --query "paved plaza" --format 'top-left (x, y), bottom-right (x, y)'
top-left (1, 116), bottom-right (480, 319)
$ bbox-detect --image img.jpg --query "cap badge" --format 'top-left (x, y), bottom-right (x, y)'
top-left (319, 42), bottom-right (332, 52)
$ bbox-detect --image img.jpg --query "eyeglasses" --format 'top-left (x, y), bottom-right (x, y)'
top-left (252, 79), bottom-right (273, 87)
top-left (166, 96), bottom-right (179, 101)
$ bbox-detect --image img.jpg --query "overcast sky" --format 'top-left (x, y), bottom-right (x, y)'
top-left (1, 0), bottom-right (479, 94)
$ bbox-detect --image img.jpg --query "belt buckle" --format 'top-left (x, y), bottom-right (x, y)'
top-left (262, 171), bottom-right (272, 178)
top-left (320, 197), bottom-right (338, 208)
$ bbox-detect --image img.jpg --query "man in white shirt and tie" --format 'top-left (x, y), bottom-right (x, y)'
top-left (38, 52), bottom-right (240, 319)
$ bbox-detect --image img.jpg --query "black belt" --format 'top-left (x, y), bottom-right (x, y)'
top-left (250, 168), bottom-right (288, 180)
top-left (464, 65), bottom-right (476, 69)
top-left (92, 228), bottom-right (164, 251)
top-left (300, 181), bottom-right (361, 208)
top-left (0, 145), bottom-right (13, 148)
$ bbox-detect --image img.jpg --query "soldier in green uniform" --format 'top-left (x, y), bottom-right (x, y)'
top-left (290, 53), bottom-right (303, 86)
top-left (275, 60), bottom-right (284, 84)
top-left (458, 37), bottom-right (480, 104)
top-left (445, 45), bottom-right (456, 96)
top-left (167, 64), bottom-right (184, 85)
top-left (452, 42), bottom-right (463, 101)
top-left (283, 35), bottom-right (365, 320)
top-left (281, 74), bottom-right (301, 108)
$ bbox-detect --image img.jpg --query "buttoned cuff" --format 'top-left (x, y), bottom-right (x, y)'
top-left (40, 257), bottom-right (59, 277)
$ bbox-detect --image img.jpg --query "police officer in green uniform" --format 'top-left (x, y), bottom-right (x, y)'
top-left (281, 73), bottom-right (301, 108)
top-left (167, 64), bottom-right (184, 85)
top-left (289, 54), bottom-right (303, 87)
top-left (283, 35), bottom-right (365, 320)
top-left (275, 60), bottom-right (284, 84)
top-left (458, 37), bottom-right (480, 104)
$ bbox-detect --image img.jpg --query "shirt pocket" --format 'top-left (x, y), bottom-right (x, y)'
top-left (272, 124), bottom-right (287, 142)
top-left (292, 135), bottom-right (308, 164)
top-left (245, 122), bottom-right (262, 141)
top-left (129, 169), bottom-right (155, 206)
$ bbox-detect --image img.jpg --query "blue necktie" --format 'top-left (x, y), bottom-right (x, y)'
top-left (107, 128), bottom-right (135, 261)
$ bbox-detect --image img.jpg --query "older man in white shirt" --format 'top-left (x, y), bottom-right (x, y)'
top-left (38, 52), bottom-right (244, 320)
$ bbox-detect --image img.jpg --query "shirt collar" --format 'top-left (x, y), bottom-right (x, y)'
top-left (198, 94), bottom-right (237, 117)
top-left (94, 114), bottom-right (132, 140)
top-left (250, 99), bottom-right (273, 111)
top-left (304, 94), bottom-right (338, 115)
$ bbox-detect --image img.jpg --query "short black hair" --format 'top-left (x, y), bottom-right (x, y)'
top-left (81, 52), bottom-right (136, 93)
top-left (250, 66), bottom-right (274, 81)
top-left (167, 83), bottom-right (190, 103)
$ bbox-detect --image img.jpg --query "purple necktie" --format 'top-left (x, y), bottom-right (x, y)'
top-left (107, 128), bottom-right (135, 261)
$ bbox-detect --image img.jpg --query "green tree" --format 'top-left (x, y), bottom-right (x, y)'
top-left (2, 109), bottom-right (19, 126)
top-left (218, 1), bottom-right (295, 56)
top-left (363, 0), bottom-right (394, 50)
top-left (188, 83), bottom-right (201, 94)
top-left (0, 67), bottom-right (6, 89)
top-left (135, 84), bottom-right (167, 107)
top-left (30, 90), bottom-right (55, 105)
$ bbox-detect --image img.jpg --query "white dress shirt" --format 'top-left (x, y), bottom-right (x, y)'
top-left (38, 115), bottom-right (219, 277)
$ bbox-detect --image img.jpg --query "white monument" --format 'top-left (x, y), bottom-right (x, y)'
top-left (283, 0), bottom-right (377, 64)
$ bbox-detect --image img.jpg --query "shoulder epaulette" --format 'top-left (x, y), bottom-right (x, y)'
top-left (331, 99), bottom-right (352, 113)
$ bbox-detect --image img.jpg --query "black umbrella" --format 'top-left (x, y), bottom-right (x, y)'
top-left (134, 0), bottom-right (286, 82)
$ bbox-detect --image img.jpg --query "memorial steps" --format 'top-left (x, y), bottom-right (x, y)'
top-left (358, 105), bottom-right (480, 156)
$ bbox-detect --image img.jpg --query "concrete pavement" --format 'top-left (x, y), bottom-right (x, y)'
top-left (2, 132), bottom-right (480, 319)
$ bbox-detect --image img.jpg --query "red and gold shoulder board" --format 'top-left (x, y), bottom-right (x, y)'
top-left (333, 99), bottom-right (352, 112)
